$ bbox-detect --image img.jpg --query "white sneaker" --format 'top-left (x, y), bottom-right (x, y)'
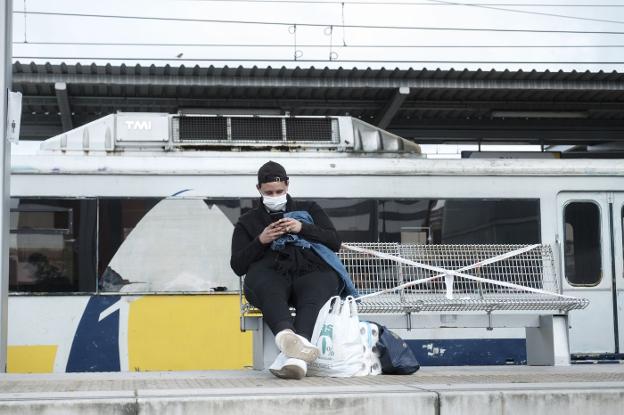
top-left (274, 329), bottom-right (320, 363)
top-left (269, 353), bottom-right (307, 380)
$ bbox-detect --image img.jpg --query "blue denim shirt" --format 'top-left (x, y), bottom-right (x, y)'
top-left (271, 211), bottom-right (359, 298)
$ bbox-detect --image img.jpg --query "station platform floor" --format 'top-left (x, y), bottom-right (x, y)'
top-left (1, 364), bottom-right (623, 414)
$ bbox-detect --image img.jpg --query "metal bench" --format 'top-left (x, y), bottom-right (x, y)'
top-left (240, 243), bottom-right (589, 369)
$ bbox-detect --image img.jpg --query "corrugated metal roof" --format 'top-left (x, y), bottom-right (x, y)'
top-left (12, 62), bottom-right (624, 145)
top-left (13, 61), bottom-right (624, 83)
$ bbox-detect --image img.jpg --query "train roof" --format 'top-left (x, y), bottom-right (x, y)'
top-left (34, 113), bottom-right (421, 155)
top-left (10, 113), bottom-right (624, 177)
top-left (11, 149), bottom-right (624, 177)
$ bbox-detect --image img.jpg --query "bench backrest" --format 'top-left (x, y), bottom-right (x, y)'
top-left (340, 243), bottom-right (555, 296)
top-left (241, 243), bottom-right (588, 314)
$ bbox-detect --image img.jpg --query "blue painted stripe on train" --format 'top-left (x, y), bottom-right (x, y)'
top-left (406, 339), bottom-right (527, 366)
top-left (170, 189), bottom-right (192, 197)
top-left (66, 296), bottom-right (121, 372)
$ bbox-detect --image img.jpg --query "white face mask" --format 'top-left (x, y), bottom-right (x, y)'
top-left (262, 193), bottom-right (287, 211)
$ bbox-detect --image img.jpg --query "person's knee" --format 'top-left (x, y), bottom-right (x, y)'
top-left (294, 271), bottom-right (340, 299)
top-left (246, 284), bottom-right (288, 305)
top-left (244, 268), bottom-right (284, 296)
top-left (242, 283), bottom-right (262, 308)
top-left (292, 288), bottom-right (336, 311)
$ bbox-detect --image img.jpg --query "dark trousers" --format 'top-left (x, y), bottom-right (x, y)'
top-left (243, 255), bottom-right (341, 340)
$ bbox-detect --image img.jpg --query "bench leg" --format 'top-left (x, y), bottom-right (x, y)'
top-left (252, 319), bottom-right (265, 370)
top-left (525, 314), bottom-right (571, 366)
top-left (251, 318), bottom-right (280, 370)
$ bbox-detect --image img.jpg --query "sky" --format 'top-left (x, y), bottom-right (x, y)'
top-left (9, 0), bottom-right (624, 154)
top-left (9, 0), bottom-right (624, 72)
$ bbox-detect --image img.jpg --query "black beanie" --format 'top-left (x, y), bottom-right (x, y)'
top-left (257, 161), bottom-right (289, 184)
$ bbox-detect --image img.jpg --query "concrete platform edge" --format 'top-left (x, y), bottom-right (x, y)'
top-left (1, 385), bottom-right (624, 415)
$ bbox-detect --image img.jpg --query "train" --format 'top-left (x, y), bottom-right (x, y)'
top-left (6, 112), bottom-right (624, 372)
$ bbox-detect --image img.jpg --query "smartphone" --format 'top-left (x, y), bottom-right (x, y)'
top-left (269, 211), bottom-right (284, 222)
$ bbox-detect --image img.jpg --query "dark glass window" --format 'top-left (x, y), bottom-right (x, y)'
top-left (379, 199), bottom-right (540, 244)
top-left (379, 200), bottom-right (435, 243)
top-left (9, 198), bottom-right (97, 293)
top-left (316, 199), bottom-right (377, 242)
top-left (98, 198), bottom-right (161, 277)
top-left (99, 198), bottom-right (243, 293)
top-left (564, 202), bottom-right (602, 286)
top-left (98, 198), bottom-right (161, 290)
top-left (90, 196), bottom-right (541, 293)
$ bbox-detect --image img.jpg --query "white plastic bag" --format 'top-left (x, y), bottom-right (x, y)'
top-left (308, 296), bottom-right (368, 377)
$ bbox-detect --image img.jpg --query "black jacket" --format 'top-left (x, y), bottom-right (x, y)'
top-left (230, 195), bottom-right (342, 276)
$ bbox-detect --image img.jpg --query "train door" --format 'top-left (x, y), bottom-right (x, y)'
top-left (612, 193), bottom-right (624, 354)
top-left (558, 192), bottom-right (623, 356)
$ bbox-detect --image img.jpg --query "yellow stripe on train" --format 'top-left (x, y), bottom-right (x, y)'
top-left (127, 294), bottom-right (252, 371)
top-left (8, 345), bottom-right (58, 373)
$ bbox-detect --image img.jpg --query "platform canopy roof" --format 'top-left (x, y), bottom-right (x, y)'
top-left (12, 62), bottom-right (624, 146)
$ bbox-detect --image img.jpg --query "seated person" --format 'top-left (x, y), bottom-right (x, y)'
top-left (230, 161), bottom-right (346, 379)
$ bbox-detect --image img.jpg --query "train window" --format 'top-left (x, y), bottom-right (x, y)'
top-left (316, 199), bottom-right (377, 242)
top-left (379, 199), bottom-right (540, 244)
top-left (99, 198), bottom-right (242, 293)
top-left (563, 202), bottom-right (602, 286)
top-left (9, 198), bottom-right (97, 293)
top-left (95, 196), bottom-right (540, 293)
top-left (98, 198), bottom-right (161, 278)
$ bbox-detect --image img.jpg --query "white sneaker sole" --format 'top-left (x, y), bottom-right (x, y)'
top-left (269, 364), bottom-right (306, 380)
top-left (276, 332), bottom-right (320, 363)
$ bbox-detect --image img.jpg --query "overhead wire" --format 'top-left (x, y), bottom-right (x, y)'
top-left (178, 1), bottom-right (624, 6)
top-left (13, 4), bottom-right (624, 67)
top-left (12, 10), bottom-right (624, 34)
top-left (22, 0), bottom-right (28, 43)
top-left (12, 56), bottom-right (624, 64)
top-left (424, 0), bottom-right (624, 25)
top-left (12, 41), bottom-right (624, 48)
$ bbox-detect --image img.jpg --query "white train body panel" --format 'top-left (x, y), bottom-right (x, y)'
top-left (7, 113), bottom-right (624, 367)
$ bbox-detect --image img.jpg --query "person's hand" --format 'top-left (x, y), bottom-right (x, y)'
top-left (280, 218), bottom-right (302, 234)
top-left (258, 221), bottom-right (287, 245)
